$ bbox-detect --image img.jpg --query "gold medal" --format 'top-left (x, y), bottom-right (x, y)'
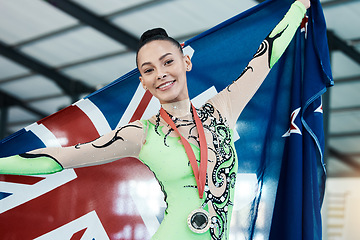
top-left (187, 208), bottom-right (210, 233)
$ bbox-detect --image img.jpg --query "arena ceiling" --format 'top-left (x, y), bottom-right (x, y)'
top-left (0, 0), bottom-right (359, 178)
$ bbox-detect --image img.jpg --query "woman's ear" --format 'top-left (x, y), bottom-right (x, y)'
top-left (184, 55), bottom-right (192, 71)
top-left (139, 76), bottom-right (147, 91)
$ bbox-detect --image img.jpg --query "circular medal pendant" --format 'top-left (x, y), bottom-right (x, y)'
top-left (187, 208), bottom-right (210, 233)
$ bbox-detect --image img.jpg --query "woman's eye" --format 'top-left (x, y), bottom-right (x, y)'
top-left (144, 68), bottom-right (153, 74)
top-left (165, 59), bottom-right (174, 65)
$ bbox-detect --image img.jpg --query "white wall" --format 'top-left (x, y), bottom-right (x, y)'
top-left (322, 178), bottom-right (360, 240)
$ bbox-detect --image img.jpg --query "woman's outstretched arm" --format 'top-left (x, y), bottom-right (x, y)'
top-left (210, 0), bottom-right (309, 128)
top-left (0, 120), bottom-right (146, 175)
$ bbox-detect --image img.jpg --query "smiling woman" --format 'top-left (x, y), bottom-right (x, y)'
top-left (0, 0), bottom-right (310, 239)
top-left (136, 29), bottom-right (192, 104)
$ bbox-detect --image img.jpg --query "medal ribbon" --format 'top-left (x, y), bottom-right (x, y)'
top-left (160, 104), bottom-right (208, 199)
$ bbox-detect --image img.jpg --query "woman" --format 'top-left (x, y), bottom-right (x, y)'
top-left (0, 0), bottom-right (310, 239)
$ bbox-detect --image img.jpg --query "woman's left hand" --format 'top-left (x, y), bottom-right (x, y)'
top-left (297, 0), bottom-right (311, 9)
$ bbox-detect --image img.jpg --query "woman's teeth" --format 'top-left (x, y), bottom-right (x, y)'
top-left (158, 81), bottom-right (174, 89)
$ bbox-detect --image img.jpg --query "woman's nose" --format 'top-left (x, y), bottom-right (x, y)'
top-left (157, 73), bottom-right (167, 80)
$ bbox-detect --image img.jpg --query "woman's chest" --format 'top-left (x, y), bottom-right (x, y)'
top-left (139, 105), bottom-right (236, 182)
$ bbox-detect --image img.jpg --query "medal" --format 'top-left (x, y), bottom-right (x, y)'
top-left (187, 208), bottom-right (211, 233)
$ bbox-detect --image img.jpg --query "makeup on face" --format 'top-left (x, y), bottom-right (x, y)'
top-left (137, 40), bottom-right (191, 104)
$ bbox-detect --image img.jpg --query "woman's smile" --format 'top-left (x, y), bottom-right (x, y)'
top-left (157, 80), bottom-right (176, 91)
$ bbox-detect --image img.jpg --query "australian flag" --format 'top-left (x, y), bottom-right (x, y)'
top-left (0, 0), bottom-right (332, 239)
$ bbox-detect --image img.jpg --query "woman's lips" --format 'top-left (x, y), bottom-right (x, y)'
top-left (157, 80), bottom-right (176, 91)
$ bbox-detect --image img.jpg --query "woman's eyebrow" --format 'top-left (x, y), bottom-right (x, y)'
top-left (141, 61), bottom-right (151, 68)
top-left (141, 53), bottom-right (173, 68)
top-left (159, 53), bottom-right (172, 61)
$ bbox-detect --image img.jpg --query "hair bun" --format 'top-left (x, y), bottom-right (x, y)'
top-left (139, 28), bottom-right (168, 44)
top-left (136, 27), bottom-right (183, 62)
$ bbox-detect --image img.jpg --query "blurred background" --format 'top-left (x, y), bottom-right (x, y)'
top-left (0, 0), bottom-right (359, 239)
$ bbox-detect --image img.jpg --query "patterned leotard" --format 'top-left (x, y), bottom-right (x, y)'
top-left (139, 101), bottom-right (238, 239)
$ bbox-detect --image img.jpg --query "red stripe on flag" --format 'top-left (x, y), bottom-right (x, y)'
top-left (0, 175), bottom-right (45, 185)
top-left (129, 90), bottom-right (153, 123)
top-left (70, 228), bottom-right (87, 240)
top-left (38, 105), bottom-right (100, 147)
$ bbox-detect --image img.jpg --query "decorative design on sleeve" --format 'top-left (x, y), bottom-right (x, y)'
top-left (88, 124), bottom-right (142, 149)
top-left (266, 24), bottom-right (288, 68)
top-left (155, 109), bottom-right (196, 147)
top-left (226, 24), bottom-right (288, 93)
top-left (19, 153), bottom-right (63, 167)
top-left (226, 66), bottom-right (253, 92)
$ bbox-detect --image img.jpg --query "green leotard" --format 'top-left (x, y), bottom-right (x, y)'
top-left (0, 2), bottom-right (306, 239)
top-left (139, 105), bottom-right (238, 239)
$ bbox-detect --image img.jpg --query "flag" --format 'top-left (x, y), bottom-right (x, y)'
top-left (269, 1), bottom-right (332, 239)
top-left (0, 0), bottom-right (332, 239)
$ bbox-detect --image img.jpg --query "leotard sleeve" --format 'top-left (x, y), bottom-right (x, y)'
top-left (0, 120), bottom-right (146, 175)
top-left (209, 1), bottom-right (306, 128)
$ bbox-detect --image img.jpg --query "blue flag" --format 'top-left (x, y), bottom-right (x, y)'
top-left (0, 0), bottom-right (332, 239)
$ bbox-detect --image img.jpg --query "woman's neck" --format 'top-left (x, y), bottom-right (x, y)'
top-left (161, 98), bottom-right (192, 117)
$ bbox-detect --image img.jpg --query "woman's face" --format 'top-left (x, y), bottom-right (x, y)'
top-left (137, 40), bottom-right (192, 104)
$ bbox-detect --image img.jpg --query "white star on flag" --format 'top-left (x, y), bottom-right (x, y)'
top-left (282, 107), bottom-right (302, 137)
top-left (314, 102), bottom-right (323, 114)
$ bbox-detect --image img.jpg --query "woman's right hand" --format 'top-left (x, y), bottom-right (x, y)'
top-left (297, 0), bottom-right (311, 9)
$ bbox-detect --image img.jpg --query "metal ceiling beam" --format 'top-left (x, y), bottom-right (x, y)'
top-left (349, 153), bottom-right (360, 159)
top-left (12, 25), bottom-right (80, 48)
top-left (334, 75), bottom-right (360, 84)
top-left (330, 131), bottom-right (360, 138)
top-left (329, 147), bottom-right (360, 172)
top-left (45, 0), bottom-right (139, 51)
top-left (107, 0), bottom-right (168, 18)
top-left (12, 0), bottom-right (168, 49)
top-left (0, 41), bottom-right (95, 97)
top-left (328, 171), bottom-right (360, 178)
top-left (327, 30), bottom-right (360, 65)
top-left (322, 0), bottom-right (359, 8)
top-left (0, 90), bottom-right (47, 118)
top-left (0, 50), bottom-right (129, 85)
top-left (0, 106), bottom-right (9, 139)
top-left (331, 105), bottom-right (360, 113)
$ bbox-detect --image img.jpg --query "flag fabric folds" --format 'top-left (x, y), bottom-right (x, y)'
top-left (0, 0), bottom-right (332, 239)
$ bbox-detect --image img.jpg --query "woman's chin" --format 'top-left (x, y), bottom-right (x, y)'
top-left (153, 86), bottom-right (189, 104)
top-left (158, 94), bottom-right (187, 104)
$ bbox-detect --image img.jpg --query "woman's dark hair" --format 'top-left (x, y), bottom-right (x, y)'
top-left (136, 28), bottom-right (183, 67)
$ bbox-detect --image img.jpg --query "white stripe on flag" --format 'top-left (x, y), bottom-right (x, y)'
top-left (0, 169), bottom-right (77, 214)
top-left (34, 210), bottom-right (109, 240)
top-left (74, 98), bottom-right (112, 136)
top-left (141, 96), bottom-right (160, 120)
top-left (116, 83), bottom-right (147, 129)
top-left (25, 123), bottom-right (63, 147)
top-left (191, 86), bottom-right (218, 108)
top-left (183, 45), bottom-right (195, 59)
